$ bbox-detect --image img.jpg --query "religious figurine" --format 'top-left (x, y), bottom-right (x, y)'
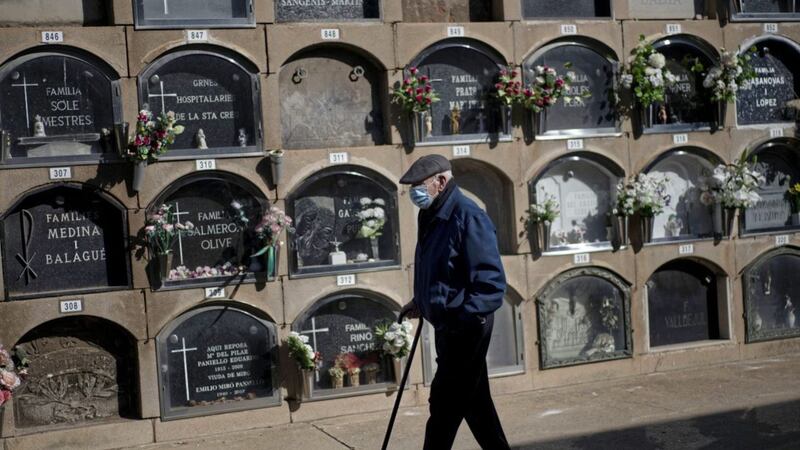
top-left (450, 104), bottom-right (461, 135)
top-left (425, 112), bottom-right (433, 137)
top-left (196, 129), bottom-right (208, 149)
top-left (657, 105), bottom-right (668, 124)
top-left (33, 114), bottom-right (46, 137)
top-left (237, 128), bottom-right (248, 147)
top-left (785, 296), bottom-right (796, 328)
top-left (328, 238), bottom-right (347, 265)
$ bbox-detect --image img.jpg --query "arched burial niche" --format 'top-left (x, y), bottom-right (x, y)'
top-left (156, 305), bottom-right (280, 420)
top-left (422, 291), bottom-right (525, 384)
top-left (529, 152), bottom-right (623, 252)
top-left (1, 184), bottom-right (130, 300)
top-left (743, 247), bottom-right (800, 343)
top-left (13, 317), bottom-right (138, 429)
top-left (644, 147), bottom-right (723, 242)
top-left (287, 165), bottom-right (399, 277)
top-left (523, 37), bottom-right (619, 138)
top-left (0, 46), bottom-right (122, 166)
top-left (736, 36), bottom-right (800, 126)
top-left (536, 267), bottom-right (632, 369)
top-left (138, 47), bottom-right (262, 158)
top-left (644, 35), bottom-right (718, 133)
top-left (148, 171), bottom-right (268, 288)
top-left (452, 158), bottom-right (515, 254)
top-left (742, 138), bottom-right (800, 234)
top-left (280, 46), bottom-right (385, 149)
top-left (410, 38), bottom-right (511, 145)
top-left (133, 0), bottom-right (255, 29)
top-left (521, 0), bottom-right (611, 18)
top-left (646, 259), bottom-right (728, 348)
top-left (291, 291), bottom-right (399, 397)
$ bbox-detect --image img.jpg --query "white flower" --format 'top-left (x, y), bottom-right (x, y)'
top-left (535, 76), bottom-right (545, 85)
top-left (649, 74), bottom-right (663, 87)
top-left (360, 197), bottom-right (371, 206)
top-left (384, 331), bottom-right (396, 340)
top-left (289, 331), bottom-right (300, 338)
top-left (727, 81), bottom-right (738, 92)
top-left (648, 53), bottom-right (666, 69)
top-left (373, 207), bottom-right (385, 219)
top-left (299, 334), bottom-right (309, 344)
top-left (720, 51), bottom-right (737, 68)
top-left (620, 74), bottom-right (633, 89)
top-left (401, 320), bottom-right (413, 333)
top-left (231, 201), bottom-right (242, 209)
top-left (644, 67), bottom-right (658, 76)
top-left (374, 198), bottom-right (386, 206)
top-left (535, 65), bottom-right (545, 74)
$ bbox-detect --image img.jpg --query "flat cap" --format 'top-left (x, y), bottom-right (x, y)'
top-left (399, 154), bottom-right (452, 185)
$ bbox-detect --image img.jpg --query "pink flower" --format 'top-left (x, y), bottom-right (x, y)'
top-left (0, 347), bottom-right (10, 366)
top-left (162, 223), bottom-right (174, 232)
top-left (0, 369), bottom-right (20, 390)
top-left (409, 67), bottom-right (418, 75)
top-left (419, 75), bottom-right (428, 82)
top-left (271, 224), bottom-right (282, 234)
top-left (555, 79), bottom-right (564, 87)
top-left (403, 78), bottom-right (411, 85)
top-left (144, 225), bottom-right (156, 233)
top-left (0, 389), bottom-right (10, 407)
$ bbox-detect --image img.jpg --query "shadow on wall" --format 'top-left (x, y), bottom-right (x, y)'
top-left (510, 399), bottom-right (800, 450)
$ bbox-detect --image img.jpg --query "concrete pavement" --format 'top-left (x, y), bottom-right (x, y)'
top-left (121, 354), bottom-right (800, 449)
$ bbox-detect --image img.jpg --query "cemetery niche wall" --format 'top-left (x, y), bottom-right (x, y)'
top-left (147, 171), bottom-right (268, 289)
top-left (292, 291), bottom-right (400, 398)
top-left (736, 36), bottom-right (800, 127)
top-left (13, 316), bottom-right (138, 429)
top-left (644, 36), bottom-right (718, 133)
top-left (422, 292), bottom-right (525, 384)
top-left (743, 247), bottom-right (800, 342)
top-left (156, 305), bottom-right (280, 420)
top-left (280, 46), bottom-right (385, 149)
top-left (529, 153), bottom-right (622, 252)
top-left (1, 184), bottom-right (130, 300)
top-left (409, 38), bottom-right (511, 145)
top-left (138, 47), bottom-right (262, 159)
top-left (523, 37), bottom-right (619, 139)
top-left (743, 138), bottom-right (800, 234)
top-left (0, 47), bottom-right (122, 167)
top-left (644, 147), bottom-right (722, 242)
top-left (133, 0), bottom-right (255, 29)
top-left (729, 0), bottom-right (800, 21)
top-left (536, 267), bottom-right (632, 369)
top-left (451, 158), bottom-right (515, 254)
top-left (276, 0), bottom-right (381, 22)
top-left (521, 0), bottom-right (611, 19)
top-left (402, 0), bottom-right (494, 22)
top-left (647, 259), bottom-right (725, 348)
top-left (287, 165), bottom-right (399, 277)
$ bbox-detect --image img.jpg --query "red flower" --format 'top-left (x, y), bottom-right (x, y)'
top-left (409, 67), bottom-right (418, 75)
top-left (420, 75), bottom-right (428, 82)
top-left (511, 70), bottom-right (518, 77)
top-left (415, 94), bottom-right (423, 102)
top-left (555, 79), bottom-right (564, 87)
top-left (416, 87), bottom-right (423, 94)
top-left (425, 86), bottom-right (432, 93)
top-left (426, 97), bottom-right (432, 104)
top-left (403, 78), bottom-right (411, 85)
top-left (495, 83), bottom-right (504, 90)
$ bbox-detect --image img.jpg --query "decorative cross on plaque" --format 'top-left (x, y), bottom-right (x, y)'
top-left (170, 336), bottom-right (197, 401)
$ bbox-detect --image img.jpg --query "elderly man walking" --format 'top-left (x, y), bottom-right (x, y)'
top-left (399, 154), bottom-right (510, 450)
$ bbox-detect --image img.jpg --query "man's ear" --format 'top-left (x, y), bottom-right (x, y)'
top-left (438, 175), bottom-right (448, 192)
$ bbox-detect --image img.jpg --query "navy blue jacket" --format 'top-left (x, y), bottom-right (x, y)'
top-left (413, 184), bottom-right (506, 330)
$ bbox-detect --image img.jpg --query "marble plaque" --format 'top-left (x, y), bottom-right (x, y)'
top-left (135, 0), bottom-right (254, 28)
top-left (737, 42), bottom-right (798, 125)
top-left (402, 0), bottom-right (492, 22)
top-left (740, 0), bottom-right (788, 13)
top-left (744, 146), bottom-right (798, 232)
top-left (276, 0), bottom-right (381, 22)
top-left (522, 0), bottom-right (611, 18)
top-left (744, 249), bottom-right (800, 342)
top-left (628, 0), bottom-right (697, 19)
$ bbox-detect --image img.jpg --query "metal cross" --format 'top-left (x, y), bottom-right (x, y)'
top-left (299, 317), bottom-right (329, 381)
top-left (148, 81), bottom-right (177, 114)
top-left (476, 108), bottom-right (487, 131)
top-left (170, 337), bottom-right (197, 402)
top-left (15, 209), bottom-right (38, 285)
top-left (163, 0), bottom-right (170, 14)
top-left (172, 202), bottom-right (190, 265)
top-left (330, 238), bottom-right (342, 252)
top-left (11, 74), bottom-right (39, 130)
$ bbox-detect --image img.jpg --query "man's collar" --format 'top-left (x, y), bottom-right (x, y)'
top-left (435, 183), bottom-right (459, 220)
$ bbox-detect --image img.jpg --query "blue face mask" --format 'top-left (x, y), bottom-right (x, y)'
top-left (410, 183), bottom-right (435, 209)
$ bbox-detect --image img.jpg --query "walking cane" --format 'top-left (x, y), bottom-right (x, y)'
top-left (381, 310), bottom-right (423, 450)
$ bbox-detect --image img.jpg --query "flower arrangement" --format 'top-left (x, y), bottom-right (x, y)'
top-left (375, 320), bottom-right (414, 359)
top-left (786, 182), bottom-right (800, 213)
top-left (702, 47), bottom-right (757, 103)
top-left (524, 194), bottom-right (560, 227)
top-left (494, 66), bottom-right (522, 107)
top-left (706, 159), bottom-right (764, 210)
top-left (613, 179), bottom-right (637, 217)
top-left (621, 35), bottom-right (676, 108)
top-left (356, 198), bottom-right (386, 239)
top-left (230, 200), bottom-right (250, 227)
top-left (167, 263), bottom-right (243, 281)
top-left (392, 67), bottom-right (440, 114)
top-left (144, 204), bottom-right (195, 256)
top-left (520, 64), bottom-right (577, 113)
top-left (335, 353), bottom-right (362, 386)
top-left (631, 173), bottom-right (670, 217)
top-left (328, 366), bottom-right (345, 382)
top-left (286, 332), bottom-right (322, 371)
top-left (123, 109), bottom-right (184, 162)
top-left (253, 206), bottom-right (295, 256)
top-left (0, 344), bottom-right (28, 408)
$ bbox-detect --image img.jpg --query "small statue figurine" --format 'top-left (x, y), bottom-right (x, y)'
top-left (237, 128), bottom-right (248, 147)
top-left (196, 128), bottom-right (208, 149)
top-left (450, 104), bottom-right (461, 135)
top-left (425, 112), bottom-right (433, 137)
top-left (328, 238), bottom-right (347, 265)
top-left (785, 295), bottom-right (796, 328)
top-left (33, 114), bottom-right (46, 137)
top-left (658, 105), bottom-right (668, 124)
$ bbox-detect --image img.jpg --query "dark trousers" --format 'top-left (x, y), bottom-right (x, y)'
top-left (424, 313), bottom-right (510, 450)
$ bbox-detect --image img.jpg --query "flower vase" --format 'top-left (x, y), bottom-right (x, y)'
top-left (132, 161), bottom-right (147, 193)
top-left (392, 358), bottom-right (403, 385)
top-left (640, 215), bottom-right (655, 244)
top-left (370, 237), bottom-right (380, 261)
top-left (639, 104), bottom-right (653, 131)
top-left (499, 104), bottom-right (512, 136)
top-left (269, 150), bottom-right (284, 185)
top-left (532, 109), bottom-right (544, 137)
top-left (301, 369), bottom-right (315, 401)
top-left (716, 102), bottom-right (727, 129)
top-left (248, 245), bottom-right (278, 277)
top-left (157, 252), bottom-right (173, 280)
top-left (722, 207), bottom-right (736, 239)
top-left (113, 122), bottom-right (129, 156)
top-left (535, 221), bottom-right (551, 253)
top-left (612, 215), bottom-right (629, 248)
top-left (364, 369), bottom-right (378, 384)
top-left (791, 213), bottom-right (800, 227)
top-left (410, 111), bottom-right (426, 144)
top-left (332, 376), bottom-right (344, 389)
top-left (348, 372), bottom-right (360, 387)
